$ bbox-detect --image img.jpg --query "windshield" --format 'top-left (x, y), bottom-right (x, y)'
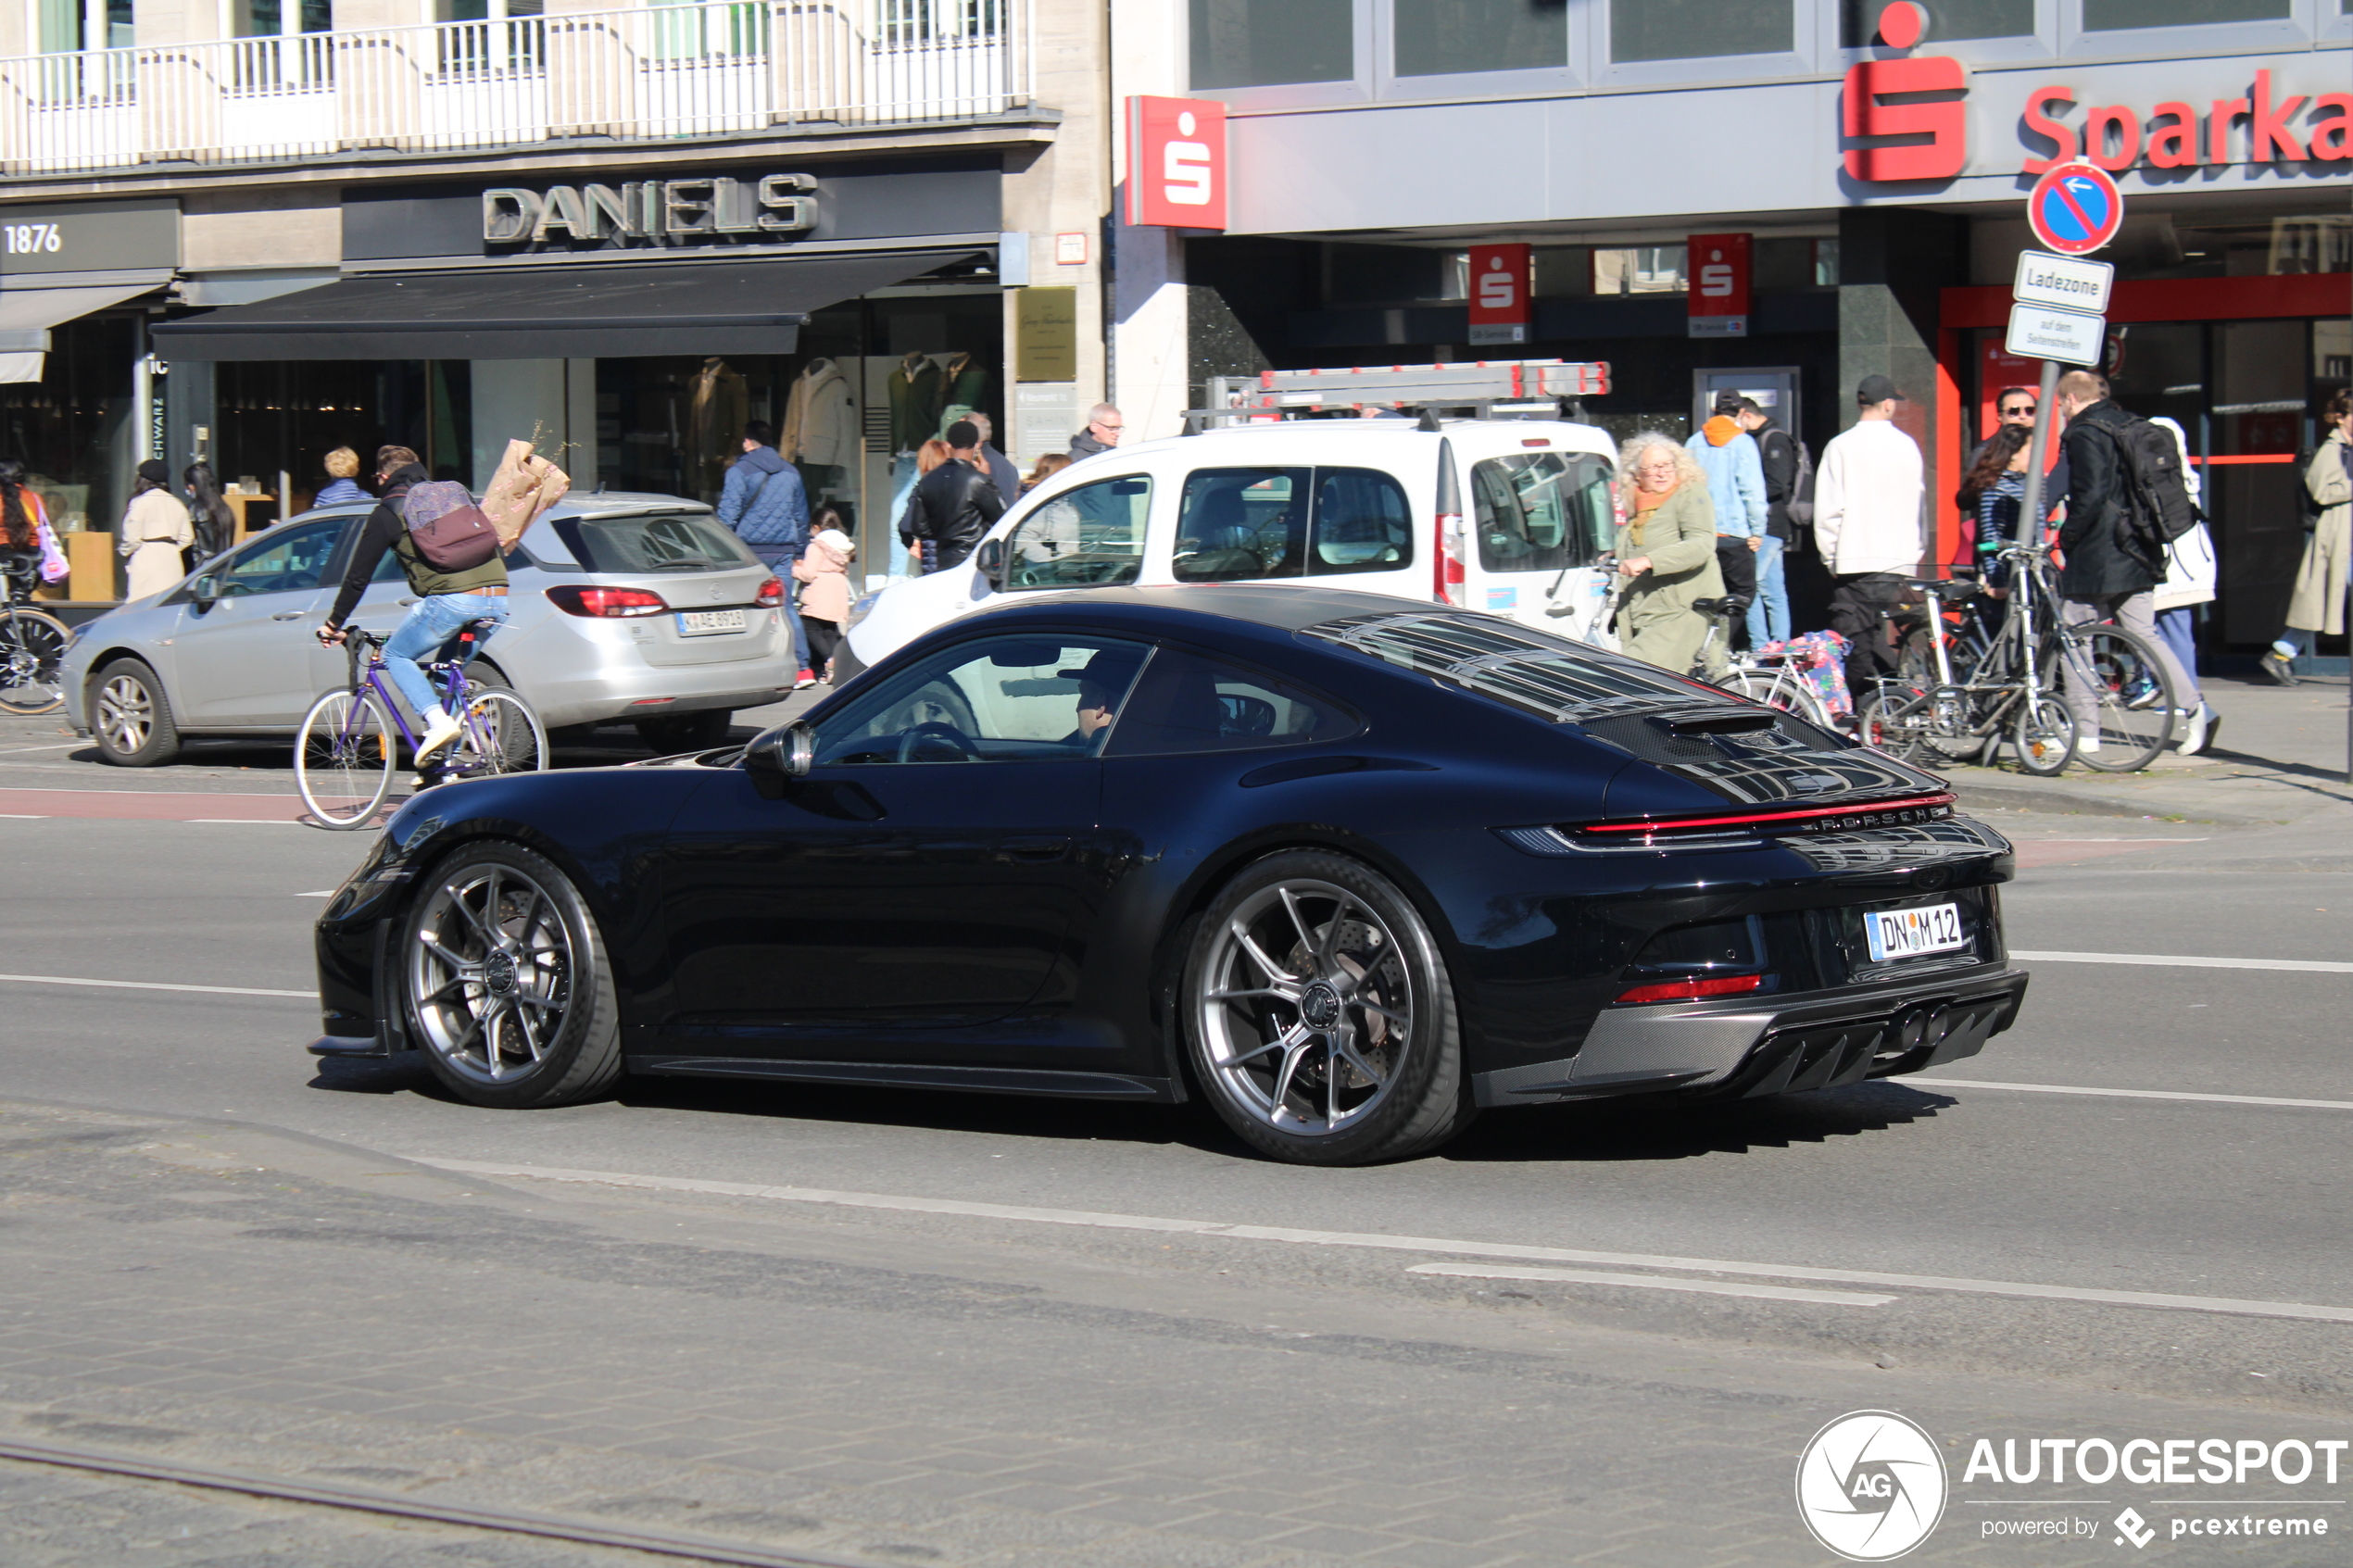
top-left (1299, 610), bottom-right (1718, 723)
top-left (550, 511), bottom-right (753, 574)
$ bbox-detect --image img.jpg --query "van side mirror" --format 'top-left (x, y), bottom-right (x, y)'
top-left (744, 720), bottom-right (815, 799)
top-left (975, 536), bottom-right (1005, 586)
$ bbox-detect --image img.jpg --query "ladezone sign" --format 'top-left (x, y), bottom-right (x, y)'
top-left (2023, 72), bottom-right (2350, 174)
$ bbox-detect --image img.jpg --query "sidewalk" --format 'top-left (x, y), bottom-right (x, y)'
top-left (1929, 676), bottom-right (2353, 827)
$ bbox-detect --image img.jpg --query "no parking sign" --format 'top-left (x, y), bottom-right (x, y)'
top-left (2026, 162), bottom-right (2123, 257)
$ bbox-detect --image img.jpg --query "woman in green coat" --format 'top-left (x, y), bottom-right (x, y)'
top-left (1612, 433), bottom-right (1726, 675)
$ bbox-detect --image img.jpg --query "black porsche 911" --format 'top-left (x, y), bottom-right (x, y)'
top-left (311, 583), bottom-right (2027, 1165)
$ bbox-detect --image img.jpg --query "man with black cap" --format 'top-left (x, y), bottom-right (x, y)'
top-left (1815, 374), bottom-right (1924, 699)
top-left (907, 420), bottom-right (1006, 572)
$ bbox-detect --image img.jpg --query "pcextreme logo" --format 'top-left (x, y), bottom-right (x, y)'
top-left (1842, 3), bottom-right (1968, 182)
top-left (1796, 1411), bottom-right (1950, 1561)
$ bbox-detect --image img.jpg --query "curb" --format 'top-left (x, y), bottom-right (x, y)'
top-left (1946, 773), bottom-right (2278, 827)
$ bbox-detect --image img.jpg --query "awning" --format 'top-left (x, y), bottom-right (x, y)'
top-left (148, 250), bottom-right (977, 362)
top-left (0, 280), bottom-right (163, 353)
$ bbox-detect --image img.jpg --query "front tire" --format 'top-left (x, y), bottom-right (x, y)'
top-left (1183, 851), bottom-right (1473, 1165)
top-left (91, 658), bottom-right (181, 766)
top-left (404, 842), bottom-right (622, 1109)
top-left (295, 687), bottom-right (396, 828)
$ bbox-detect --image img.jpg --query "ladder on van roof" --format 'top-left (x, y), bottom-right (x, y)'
top-left (1186, 359), bottom-right (1612, 432)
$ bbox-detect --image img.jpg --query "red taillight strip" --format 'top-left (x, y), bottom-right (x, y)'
top-left (1616, 973), bottom-right (1765, 1005)
top-left (1579, 792), bottom-right (1956, 836)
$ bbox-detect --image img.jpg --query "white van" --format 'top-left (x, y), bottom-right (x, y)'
top-left (842, 417), bottom-right (1624, 675)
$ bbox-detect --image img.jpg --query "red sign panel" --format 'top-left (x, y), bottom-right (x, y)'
top-left (1841, 2), bottom-right (1969, 185)
top-left (1466, 244), bottom-right (1530, 347)
top-left (2026, 160), bottom-right (2123, 256)
top-left (1125, 95), bottom-right (1227, 231)
top-left (1687, 233), bottom-right (1751, 338)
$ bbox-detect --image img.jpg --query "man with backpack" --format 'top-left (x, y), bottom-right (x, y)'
top-left (1735, 396), bottom-right (1803, 648)
top-left (2052, 370), bottom-right (2212, 757)
top-left (719, 420), bottom-right (814, 689)
top-left (317, 445), bottom-right (509, 766)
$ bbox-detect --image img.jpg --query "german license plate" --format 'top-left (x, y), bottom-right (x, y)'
top-left (1865, 903), bottom-right (1966, 961)
top-left (675, 608), bottom-right (747, 636)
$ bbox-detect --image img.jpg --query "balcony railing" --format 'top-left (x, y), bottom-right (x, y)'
top-left (0, 0), bottom-right (1028, 174)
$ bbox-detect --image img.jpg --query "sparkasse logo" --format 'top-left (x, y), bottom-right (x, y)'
top-left (1841, 2), bottom-right (1969, 182)
top-left (1796, 1411), bottom-right (1949, 1561)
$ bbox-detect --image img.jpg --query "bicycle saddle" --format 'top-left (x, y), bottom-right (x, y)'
top-left (1691, 596), bottom-right (1738, 616)
top-left (1906, 578), bottom-right (1982, 600)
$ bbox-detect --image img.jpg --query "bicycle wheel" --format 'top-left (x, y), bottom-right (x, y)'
top-left (2064, 625), bottom-right (2175, 773)
top-left (296, 688), bottom-right (398, 829)
top-left (1727, 669), bottom-right (1834, 728)
top-left (2011, 690), bottom-right (2076, 777)
top-left (451, 689), bottom-right (548, 779)
top-left (1856, 687), bottom-right (1931, 763)
top-left (0, 607), bottom-right (71, 715)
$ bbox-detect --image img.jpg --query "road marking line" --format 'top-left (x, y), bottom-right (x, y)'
top-left (0, 972), bottom-right (311, 999)
top-left (185, 818), bottom-right (303, 825)
top-left (2012, 949), bottom-right (2353, 973)
top-left (1405, 1263), bottom-right (1894, 1307)
top-left (0, 813), bottom-right (45, 818)
top-left (295, 890), bottom-right (335, 897)
top-left (1909, 1077), bottom-right (2353, 1112)
top-left (412, 1159), bottom-right (2353, 1326)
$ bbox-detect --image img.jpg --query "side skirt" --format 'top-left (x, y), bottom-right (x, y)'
top-left (627, 1056), bottom-right (1178, 1103)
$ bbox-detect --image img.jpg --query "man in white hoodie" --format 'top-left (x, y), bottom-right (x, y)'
top-left (1815, 374), bottom-right (1925, 697)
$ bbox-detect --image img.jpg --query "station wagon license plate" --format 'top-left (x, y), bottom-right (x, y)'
top-left (675, 609), bottom-right (747, 636)
top-left (1865, 903), bottom-right (1966, 961)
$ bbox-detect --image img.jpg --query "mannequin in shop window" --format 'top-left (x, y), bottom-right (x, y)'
top-left (688, 358), bottom-right (750, 506)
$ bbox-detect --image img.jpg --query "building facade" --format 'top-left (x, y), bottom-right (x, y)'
top-left (1111, 0), bottom-right (2351, 655)
top-left (0, 0), bottom-right (1109, 599)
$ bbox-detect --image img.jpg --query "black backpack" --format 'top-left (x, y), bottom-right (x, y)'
top-left (2089, 415), bottom-right (2198, 571)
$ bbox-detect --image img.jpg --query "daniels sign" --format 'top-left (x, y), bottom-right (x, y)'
top-left (483, 175), bottom-right (816, 248)
top-left (1843, 2), bottom-right (2351, 183)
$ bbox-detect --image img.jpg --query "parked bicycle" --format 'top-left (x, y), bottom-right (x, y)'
top-left (0, 551), bottom-right (71, 716)
top-left (294, 621), bottom-right (548, 829)
top-left (1689, 598), bottom-right (1837, 728)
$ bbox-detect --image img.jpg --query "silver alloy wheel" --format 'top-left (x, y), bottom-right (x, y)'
top-left (1194, 878), bottom-right (1416, 1136)
top-left (407, 861), bottom-right (574, 1085)
top-left (96, 672), bottom-right (153, 754)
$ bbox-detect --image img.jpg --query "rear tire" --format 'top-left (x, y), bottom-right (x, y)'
top-left (91, 658), bottom-right (181, 766)
top-left (2066, 625), bottom-right (2175, 773)
top-left (1182, 851), bottom-right (1474, 1165)
top-left (0, 608), bottom-right (70, 715)
top-left (404, 842), bottom-right (622, 1109)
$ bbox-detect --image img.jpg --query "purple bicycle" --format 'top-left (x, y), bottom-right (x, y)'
top-left (293, 621), bottom-right (547, 829)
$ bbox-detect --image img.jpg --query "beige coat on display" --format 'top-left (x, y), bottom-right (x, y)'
top-left (119, 488), bottom-right (194, 601)
top-left (2287, 431), bottom-right (2349, 636)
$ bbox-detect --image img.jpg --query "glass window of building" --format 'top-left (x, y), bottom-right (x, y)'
top-left (1609, 0), bottom-right (1791, 61)
top-left (1591, 245), bottom-right (1686, 295)
top-left (2082, 0), bottom-right (2286, 26)
top-left (1190, 0), bottom-right (1353, 89)
top-left (37, 0), bottom-right (136, 50)
top-left (1393, 0), bottom-right (1567, 77)
top-left (1839, 0), bottom-right (2031, 43)
top-left (233, 0), bottom-right (333, 34)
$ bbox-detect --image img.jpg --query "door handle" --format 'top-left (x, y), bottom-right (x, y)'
top-left (271, 609), bottom-right (308, 621)
top-left (997, 834), bottom-right (1070, 862)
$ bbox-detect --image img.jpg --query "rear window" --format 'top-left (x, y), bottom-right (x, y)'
top-left (550, 511), bottom-right (754, 574)
top-left (1299, 610), bottom-right (1718, 723)
top-left (1473, 451), bottom-right (1616, 575)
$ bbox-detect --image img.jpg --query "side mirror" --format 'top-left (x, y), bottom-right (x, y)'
top-left (190, 574), bottom-right (220, 609)
top-left (974, 536), bottom-right (1005, 586)
top-left (743, 720), bottom-right (815, 799)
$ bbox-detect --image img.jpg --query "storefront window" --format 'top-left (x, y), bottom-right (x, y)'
top-left (1592, 246), bottom-right (1686, 295)
top-left (1393, 0), bottom-right (1566, 77)
top-left (1190, 0), bottom-right (1353, 88)
top-left (1839, 0), bottom-right (2031, 43)
top-left (2081, 0), bottom-right (2286, 27)
top-left (1609, 0), bottom-right (1790, 61)
top-left (0, 312), bottom-right (137, 541)
top-left (212, 359), bottom-right (468, 519)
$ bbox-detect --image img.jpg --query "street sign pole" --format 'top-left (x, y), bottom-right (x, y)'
top-left (2015, 358), bottom-right (2062, 549)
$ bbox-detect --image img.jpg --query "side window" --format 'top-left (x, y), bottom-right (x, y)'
top-left (1308, 466), bottom-right (1414, 576)
top-left (1104, 646), bottom-right (1360, 758)
top-left (217, 520), bottom-right (344, 596)
top-left (1006, 475), bottom-right (1151, 590)
top-left (811, 635), bottom-right (1153, 765)
top-left (1473, 452), bottom-right (1615, 575)
top-left (1172, 468), bottom-right (1308, 583)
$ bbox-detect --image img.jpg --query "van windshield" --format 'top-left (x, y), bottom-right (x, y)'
top-left (1472, 451), bottom-right (1616, 575)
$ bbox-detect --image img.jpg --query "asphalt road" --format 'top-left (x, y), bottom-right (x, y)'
top-left (4, 715), bottom-right (2350, 1566)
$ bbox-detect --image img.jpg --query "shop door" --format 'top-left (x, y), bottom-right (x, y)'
top-left (1692, 368), bottom-right (1801, 440)
top-left (2210, 320), bottom-right (2309, 646)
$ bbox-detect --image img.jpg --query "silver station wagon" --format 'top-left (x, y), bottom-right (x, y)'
top-left (61, 493), bottom-right (793, 765)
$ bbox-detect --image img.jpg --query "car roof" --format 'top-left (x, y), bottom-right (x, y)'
top-left (967, 583), bottom-right (1437, 635)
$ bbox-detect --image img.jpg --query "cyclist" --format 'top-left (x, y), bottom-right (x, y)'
top-left (316, 445), bottom-right (508, 766)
